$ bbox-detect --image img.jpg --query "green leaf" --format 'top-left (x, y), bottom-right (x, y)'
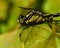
top-left (19, 23), bottom-right (52, 48)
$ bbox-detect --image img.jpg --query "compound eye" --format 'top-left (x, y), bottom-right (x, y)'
top-left (18, 15), bottom-right (25, 24)
top-left (20, 15), bottom-right (24, 18)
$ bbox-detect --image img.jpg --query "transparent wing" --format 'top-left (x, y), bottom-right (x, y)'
top-left (18, 7), bottom-right (39, 10)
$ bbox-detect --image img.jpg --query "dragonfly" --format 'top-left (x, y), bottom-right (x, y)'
top-left (18, 7), bottom-right (60, 26)
top-left (18, 7), bottom-right (60, 39)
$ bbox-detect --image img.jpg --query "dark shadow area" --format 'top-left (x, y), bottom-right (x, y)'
top-left (35, 0), bottom-right (45, 12)
top-left (2, 1), bottom-right (14, 24)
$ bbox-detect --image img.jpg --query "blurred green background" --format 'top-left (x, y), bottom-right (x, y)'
top-left (0, 0), bottom-right (60, 48)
